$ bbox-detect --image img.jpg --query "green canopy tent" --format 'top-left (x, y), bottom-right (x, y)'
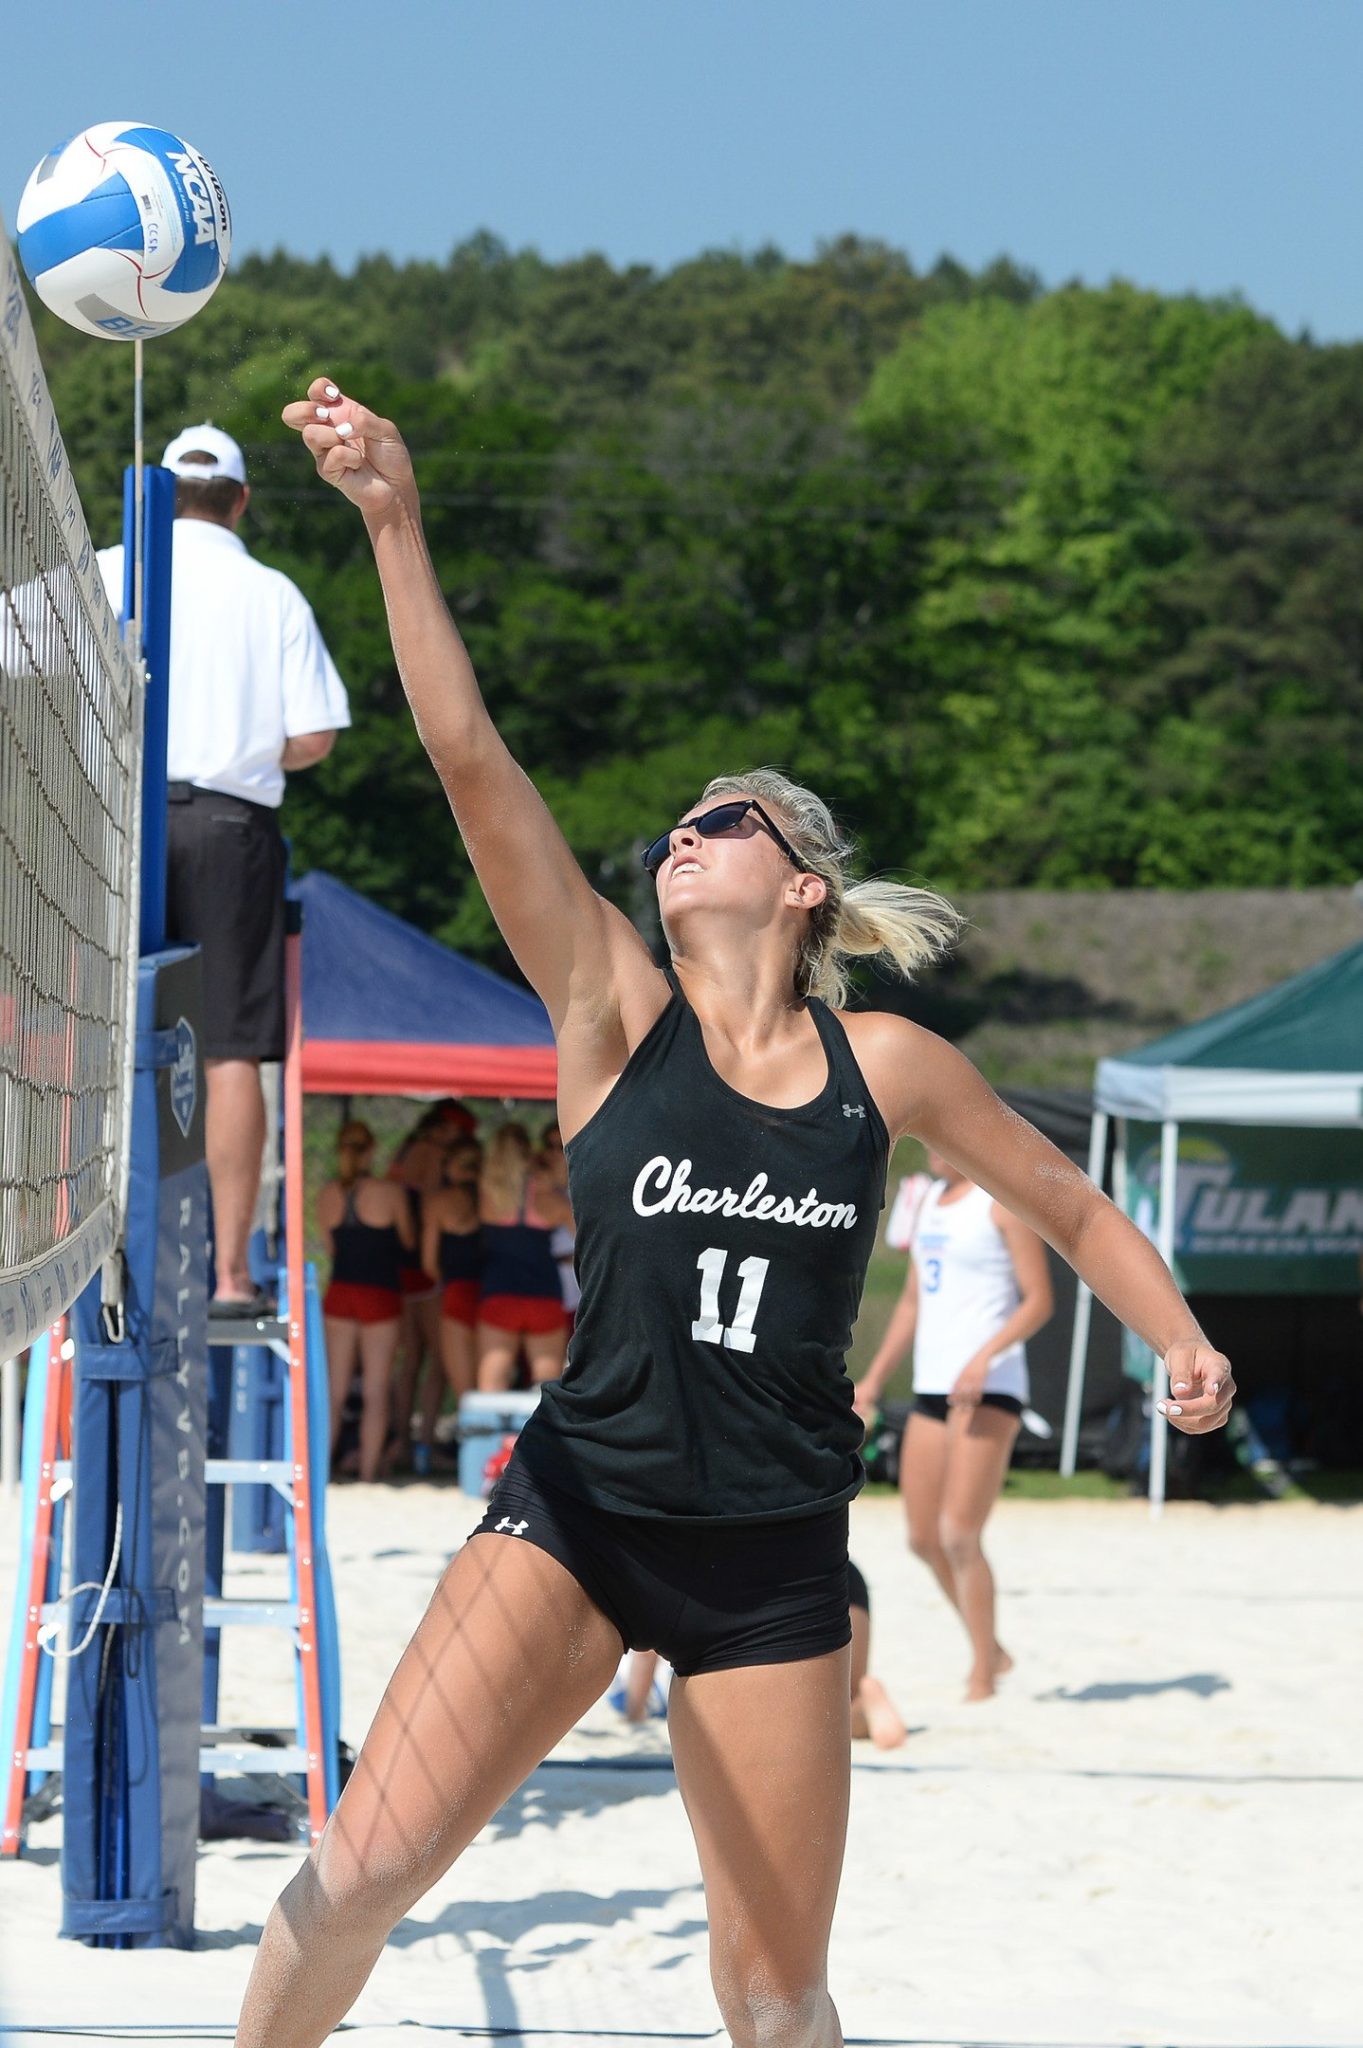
top-left (1061, 940), bottom-right (1363, 1510)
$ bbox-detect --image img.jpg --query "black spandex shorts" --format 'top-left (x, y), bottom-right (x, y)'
top-left (913, 1392), bottom-right (1024, 1423)
top-left (166, 785), bottom-right (286, 1060)
top-left (470, 1450), bottom-right (852, 1678)
top-left (847, 1559), bottom-right (869, 1614)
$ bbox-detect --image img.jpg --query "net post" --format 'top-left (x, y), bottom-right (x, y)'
top-left (120, 460), bottom-right (173, 958)
top-left (131, 338), bottom-right (144, 665)
top-left (283, 902), bottom-right (329, 1841)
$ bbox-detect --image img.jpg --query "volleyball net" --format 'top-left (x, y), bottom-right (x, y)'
top-left (0, 219), bottom-right (143, 1363)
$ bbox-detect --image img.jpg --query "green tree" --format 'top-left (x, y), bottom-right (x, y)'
top-left (860, 285), bottom-right (1267, 885)
top-left (1140, 332), bottom-right (1363, 882)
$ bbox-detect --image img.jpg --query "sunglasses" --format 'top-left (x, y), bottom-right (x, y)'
top-left (641, 798), bottom-right (803, 877)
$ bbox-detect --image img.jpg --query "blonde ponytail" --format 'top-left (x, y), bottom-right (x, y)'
top-left (699, 768), bottom-right (962, 1009)
top-left (481, 1122), bottom-right (531, 1217)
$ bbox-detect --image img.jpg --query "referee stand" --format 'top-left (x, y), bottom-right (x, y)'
top-left (199, 908), bottom-right (342, 1842)
top-left (1, 466), bottom-right (340, 1940)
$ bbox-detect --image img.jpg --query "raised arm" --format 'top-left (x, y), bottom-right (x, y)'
top-left (947, 1209), bottom-right (1054, 1409)
top-left (849, 1014), bottom-right (1234, 1436)
top-left (280, 381), bottom-right (663, 1055)
top-left (390, 1185), bottom-right (416, 1255)
top-left (315, 1181), bottom-right (339, 1262)
top-left (420, 1195), bottom-right (444, 1286)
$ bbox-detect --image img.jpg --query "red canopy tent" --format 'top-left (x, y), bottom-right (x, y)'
top-left (292, 870), bottom-right (557, 1099)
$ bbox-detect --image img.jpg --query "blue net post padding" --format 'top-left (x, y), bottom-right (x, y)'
top-left (61, 945), bottom-right (208, 1948)
top-left (121, 463), bottom-right (175, 957)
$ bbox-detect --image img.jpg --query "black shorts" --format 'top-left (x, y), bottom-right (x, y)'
top-left (166, 785), bottom-right (286, 1060)
top-left (470, 1451), bottom-right (852, 1678)
top-left (913, 1392), bottom-right (1024, 1423)
top-left (847, 1559), bottom-right (869, 1614)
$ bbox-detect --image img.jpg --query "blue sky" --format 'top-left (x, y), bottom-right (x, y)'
top-left (5, 0), bottom-right (1362, 340)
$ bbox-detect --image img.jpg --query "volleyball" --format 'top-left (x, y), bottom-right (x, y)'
top-left (16, 121), bottom-right (231, 341)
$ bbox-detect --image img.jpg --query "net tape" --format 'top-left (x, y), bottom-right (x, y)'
top-left (0, 221), bottom-right (141, 1359)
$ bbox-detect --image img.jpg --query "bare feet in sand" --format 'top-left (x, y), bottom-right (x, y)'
top-left (965, 1645), bottom-right (1013, 1703)
top-left (855, 1675), bottom-right (908, 1749)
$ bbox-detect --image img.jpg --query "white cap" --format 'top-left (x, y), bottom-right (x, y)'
top-left (161, 424), bottom-right (246, 484)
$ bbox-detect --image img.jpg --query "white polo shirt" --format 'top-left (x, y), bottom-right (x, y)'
top-left (98, 519), bottom-right (350, 808)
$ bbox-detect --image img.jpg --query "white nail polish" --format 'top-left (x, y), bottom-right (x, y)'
top-left (1166, 1403), bottom-right (1182, 1417)
top-left (316, 406), bottom-right (330, 420)
top-left (324, 384), bottom-right (339, 399)
top-left (336, 421), bottom-right (353, 438)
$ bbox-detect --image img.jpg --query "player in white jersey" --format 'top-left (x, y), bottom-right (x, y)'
top-left (855, 1151), bottom-right (1054, 1699)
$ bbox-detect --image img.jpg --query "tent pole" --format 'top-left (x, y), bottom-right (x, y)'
top-left (1150, 1117), bottom-right (1179, 1518)
top-left (1060, 1109), bottom-right (1108, 1476)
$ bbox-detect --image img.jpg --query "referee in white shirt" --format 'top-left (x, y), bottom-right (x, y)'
top-left (101, 425), bottom-right (350, 1316)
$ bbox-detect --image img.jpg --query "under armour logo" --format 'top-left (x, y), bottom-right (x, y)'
top-left (495, 1516), bottom-right (529, 1536)
top-left (842, 1103), bottom-right (866, 1119)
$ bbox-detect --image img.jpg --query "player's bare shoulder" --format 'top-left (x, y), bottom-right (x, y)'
top-left (837, 1006), bottom-right (979, 1141)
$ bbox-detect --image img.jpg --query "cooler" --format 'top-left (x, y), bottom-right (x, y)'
top-left (456, 1389), bottom-right (541, 1498)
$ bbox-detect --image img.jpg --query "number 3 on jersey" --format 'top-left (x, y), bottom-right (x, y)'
top-left (691, 1247), bottom-right (770, 1354)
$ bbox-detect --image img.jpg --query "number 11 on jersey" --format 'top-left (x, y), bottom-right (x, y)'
top-left (691, 1247), bottom-right (770, 1354)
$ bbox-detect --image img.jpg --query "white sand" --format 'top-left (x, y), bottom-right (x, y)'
top-left (1, 1478), bottom-right (1359, 2048)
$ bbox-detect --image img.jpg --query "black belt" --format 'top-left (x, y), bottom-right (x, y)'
top-left (166, 782), bottom-right (276, 820)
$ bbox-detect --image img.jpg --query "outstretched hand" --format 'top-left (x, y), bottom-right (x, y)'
top-left (280, 378), bottom-right (415, 523)
top-left (851, 1384), bottom-right (878, 1427)
top-left (1159, 1338), bottom-right (1235, 1434)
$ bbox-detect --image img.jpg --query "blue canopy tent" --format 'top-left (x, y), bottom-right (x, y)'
top-left (291, 870), bottom-right (556, 1099)
top-left (1060, 940), bottom-right (1363, 1509)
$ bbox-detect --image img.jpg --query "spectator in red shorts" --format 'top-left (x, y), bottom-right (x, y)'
top-left (476, 1122), bottom-right (573, 1392)
top-left (319, 1121), bottom-right (414, 1481)
top-left (422, 1134), bottom-right (484, 1415)
top-left (387, 1101), bottom-right (475, 1469)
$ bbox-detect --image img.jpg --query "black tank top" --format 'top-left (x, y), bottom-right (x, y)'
top-left (330, 1183), bottom-right (404, 1290)
top-left (516, 973), bottom-right (888, 1521)
top-left (480, 1189), bottom-right (561, 1300)
top-left (439, 1224), bottom-right (483, 1284)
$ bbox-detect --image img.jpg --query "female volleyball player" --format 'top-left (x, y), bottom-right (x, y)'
top-left (318, 1121), bottom-right (415, 1483)
top-left (388, 1107), bottom-right (462, 1471)
top-left (855, 1153), bottom-right (1054, 1699)
top-left (475, 1120), bottom-right (572, 1390)
top-left (421, 1133), bottom-right (484, 1413)
top-left (847, 1561), bottom-right (907, 1748)
top-left (233, 383), bottom-right (1234, 2048)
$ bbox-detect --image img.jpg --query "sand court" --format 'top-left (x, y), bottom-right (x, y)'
top-left (1, 1482), bottom-right (1358, 2048)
